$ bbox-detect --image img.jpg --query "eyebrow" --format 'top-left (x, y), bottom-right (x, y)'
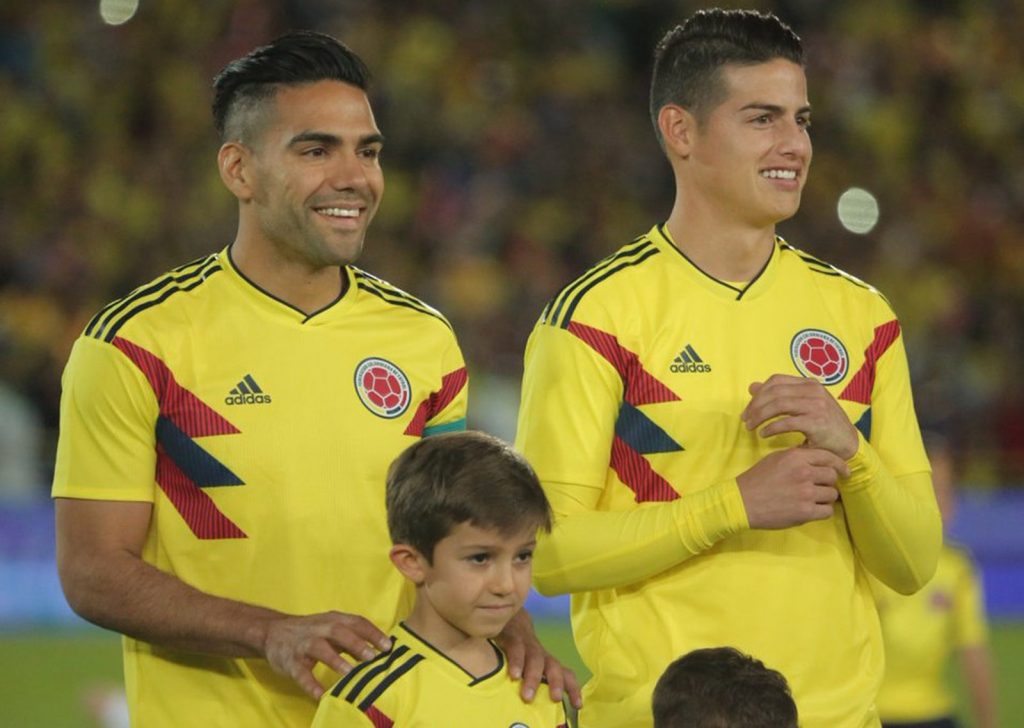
top-left (287, 131), bottom-right (386, 147)
top-left (739, 103), bottom-right (812, 116)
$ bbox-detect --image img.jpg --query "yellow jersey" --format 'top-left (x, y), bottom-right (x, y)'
top-left (874, 544), bottom-right (989, 722)
top-left (53, 248), bottom-right (468, 727)
top-left (312, 623), bottom-right (568, 727)
top-left (516, 224), bottom-right (938, 728)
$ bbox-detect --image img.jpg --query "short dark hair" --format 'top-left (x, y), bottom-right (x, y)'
top-left (212, 30), bottom-right (371, 142)
top-left (650, 9), bottom-right (803, 143)
top-left (386, 431), bottom-right (553, 562)
top-left (652, 647), bottom-right (798, 728)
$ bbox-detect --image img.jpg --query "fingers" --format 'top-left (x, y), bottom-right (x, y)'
top-left (504, 634), bottom-right (527, 681)
top-left (803, 448), bottom-right (850, 478)
top-left (290, 661), bottom-right (329, 700)
top-left (518, 644), bottom-right (547, 702)
top-left (559, 662), bottom-right (583, 710)
top-left (326, 612), bottom-right (392, 656)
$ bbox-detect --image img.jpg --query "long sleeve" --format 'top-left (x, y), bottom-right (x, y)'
top-left (533, 478), bottom-right (748, 594)
top-left (841, 435), bottom-right (941, 593)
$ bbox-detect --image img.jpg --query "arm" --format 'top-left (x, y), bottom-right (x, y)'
top-left (56, 497), bottom-right (390, 699)
top-left (960, 644), bottom-right (998, 728)
top-left (838, 442), bottom-right (940, 593)
top-left (955, 551), bottom-right (998, 728)
top-left (518, 324), bottom-right (847, 596)
top-left (742, 337), bottom-right (941, 592)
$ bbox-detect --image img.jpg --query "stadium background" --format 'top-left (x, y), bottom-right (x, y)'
top-left (1, 0), bottom-right (1022, 725)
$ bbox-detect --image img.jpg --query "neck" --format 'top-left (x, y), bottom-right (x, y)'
top-left (405, 604), bottom-right (500, 678)
top-left (230, 228), bottom-right (346, 315)
top-left (665, 189), bottom-right (777, 283)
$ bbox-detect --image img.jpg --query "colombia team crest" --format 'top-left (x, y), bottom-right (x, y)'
top-left (354, 357), bottom-right (412, 418)
top-left (790, 329), bottom-right (849, 385)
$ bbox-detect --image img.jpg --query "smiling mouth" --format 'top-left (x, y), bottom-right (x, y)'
top-left (315, 206), bottom-right (362, 218)
top-left (760, 169), bottom-right (798, 180)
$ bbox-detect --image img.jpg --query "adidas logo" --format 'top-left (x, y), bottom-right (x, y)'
top-left (225, 374), bottom-right (272, 405)
top-left (670, 345), bottom-right (712, 373)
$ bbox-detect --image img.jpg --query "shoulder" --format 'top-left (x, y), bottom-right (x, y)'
top-left (777, 239), bottom-right (895, 316)
top-left (540, 231), bottom-right (663, 330)
top-left (81, 253), bottom-right (224, 344)
top-left (324, 638), bottom-right (427, 714)
top-left (351, 267), bottom-right (455, 333)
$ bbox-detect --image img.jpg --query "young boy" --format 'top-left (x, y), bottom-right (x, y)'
top-left (312, 431), bottom-right (568, 727)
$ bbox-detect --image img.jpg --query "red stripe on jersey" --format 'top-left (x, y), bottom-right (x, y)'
top-left (112, 337), bottom-right (239, 436)
top-left (155, 443), bottom-right (247, 539)
top-left (566, 322), bottom-right (679, 405)
top-left (404, 367), bottom-right (468, 436)
top-left (364, 705), bottom-right (394, 728)
top-left (610, 436), bottom-right (679, 503)
top-left (838, 320), bottom-right (901, 405)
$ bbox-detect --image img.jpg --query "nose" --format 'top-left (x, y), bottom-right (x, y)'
top-left (490, 562), bottom-right (515, 596)
top-left (778, 118), bottom-right (811, 160)
top-left (328, 151), bottom-right (370, 193)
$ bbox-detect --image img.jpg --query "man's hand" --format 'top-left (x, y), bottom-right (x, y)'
top-left (263, 612), bottom-right (392, 699)
top-left (737, 447), bottom-right (847, 529)
top-left (498, 609), bottom-right (583, 710)
top-left (742, 374), bottom-right (859, 460)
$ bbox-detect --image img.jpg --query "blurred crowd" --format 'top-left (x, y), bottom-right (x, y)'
top-left (1, 0), bottom-right (1022, 499)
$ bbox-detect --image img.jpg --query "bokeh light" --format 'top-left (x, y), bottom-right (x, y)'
top-left (99, 0), bottom-right (139, 26)
top-left (837, 187), bottom-right (880, 235)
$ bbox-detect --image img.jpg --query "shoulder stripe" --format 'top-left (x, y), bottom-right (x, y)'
top-left (344, 646), bottom-right (416, 704)
top-left (356, 654), bottom-right (425, 711)
top-left (353, 271), bottom-right (452, 330)
top-left (779, 242), bottom-right (872, 292)
top-left (85, 256), bottom-right (221, 341)
top-left (545, 237), bottom-right (651, 327)
top-left (330, 645), bottom-right (408, 699)
top-left (553, 246), bottom-right (660, 329)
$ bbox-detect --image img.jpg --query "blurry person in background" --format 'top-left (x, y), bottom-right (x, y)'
top-left (873, 434), bottom-right (998, 728)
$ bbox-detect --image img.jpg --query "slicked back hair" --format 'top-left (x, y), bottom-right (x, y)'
top-left (650, 9), bottom-right (803, 145)
top-left (212, 30), bottom-right (371, 143)
top-left (386, 431), bottom-right (552, 563)
top-left (652, 647), bottom-right (798, 728)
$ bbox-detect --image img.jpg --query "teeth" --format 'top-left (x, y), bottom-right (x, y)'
top-left (762, 169), bottom-right (797, 180)
top-left (318, 207), bottom-right (359, 217)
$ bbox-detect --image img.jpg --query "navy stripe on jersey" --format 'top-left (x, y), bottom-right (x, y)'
top-left (353, 270), bottom-right (452, 330)
top-left (356, 654), bottom-right (425, 711)
top-left (779, 242), bottom-right (871, 291)
top-left (558, 246), bottom-right (662, 327)
top-left (330, 646), bottom-right (409, 699)
top-left (85, 256), bottom-right (221, 342)
top-left (554, 246), bottom-right (660, 328)
top-left (543, 236), bottom-right (650, 327)
top-left (344, 647), bottom-right (414, 703)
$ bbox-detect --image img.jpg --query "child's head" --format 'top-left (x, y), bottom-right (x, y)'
top-left (386, 431), bottom-right (552, 639)
top-left (652, 647), bottom-right (797, 728)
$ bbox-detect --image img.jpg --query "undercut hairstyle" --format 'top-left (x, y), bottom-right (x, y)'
top-left (650, 9), bottom-right (803, 144)
top-left (652, 647), bottom-right (798, 728)
top-left (386, 431), bottom-right (553, 563)
top-left (212, 30), bottom-right (371, 143)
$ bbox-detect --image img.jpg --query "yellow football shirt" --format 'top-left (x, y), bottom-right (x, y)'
top-left (516, 224), bottom-right (936, 728)
top-left (874, 544), bottom-right (989, 721)
top-left (52, 248), bottom-right (468, 727)
top-left (312, 623), bottom-right (568, 727)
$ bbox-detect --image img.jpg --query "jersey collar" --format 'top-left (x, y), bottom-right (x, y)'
top-left (219, 245), bottom-right (358, 325)
top-left (650, 224), bottom-right (782, 302)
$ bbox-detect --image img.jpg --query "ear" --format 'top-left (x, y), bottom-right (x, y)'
top-left (389, 544), bottom-right (429, 585)
top-left (657, 104), bottom-right (696, 159)
top-left (217, 141), bottom-right (255, 202)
